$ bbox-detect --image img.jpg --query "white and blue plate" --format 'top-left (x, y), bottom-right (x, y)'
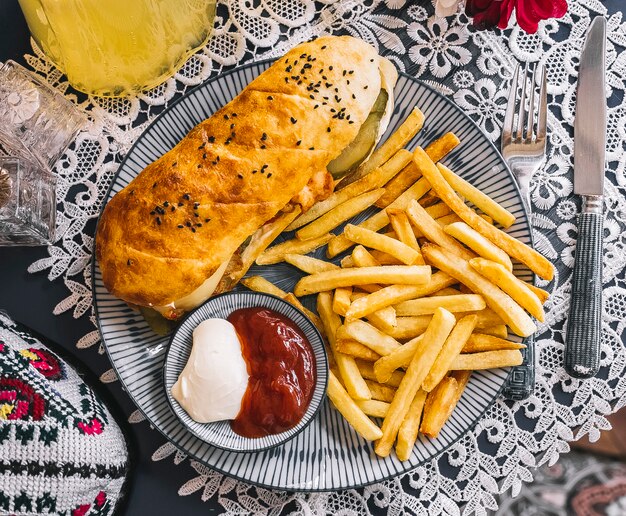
top-left (94, 60), bottom-right (532, 491)
top-left (164, 291), bottom-right (328, 452)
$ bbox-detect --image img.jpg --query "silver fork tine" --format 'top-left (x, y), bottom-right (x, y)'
top-left (526, 65), bottom-right (538, 142)
top-left (502, 64), bottom-right (519, 146)
top-left (516, 64), bottom-right (529, 140)
top-left (537, 65), bottom-right (548, 143)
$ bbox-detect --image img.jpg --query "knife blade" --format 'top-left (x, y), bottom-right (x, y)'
top-left (564, 17), bottom-right (607, 379)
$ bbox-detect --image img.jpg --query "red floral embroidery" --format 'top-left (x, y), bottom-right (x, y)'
top-left (72, 504), bottom-right (91, 516)
top-left (0, 377), bottom-right (45, 420)
top-left (77, 417), bottom-right (103, 435)
top-left (465, 0), bottom-right (567, 33)
top-left (0, 341), bottom-right (4, 352)
top-left (25, 347), bottom-right (64, 380)
top-left (95, 491), bottom-right (107, 507)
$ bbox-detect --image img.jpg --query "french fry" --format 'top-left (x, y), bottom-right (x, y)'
top-left (462, 333), bottom-right (526, 353)
top-left (351, 291), bottom-right (398, 332)
top-left (369, 250), bottom-right (404, 265)
top-left (375, 307), bottom-right (456, 457)
top-left (413, 148), bottom-right (553, 280)
top-left (344, 224), bottom-right (422, 265)
top-left (376, 162), bottom-right (422, 207)
top-left (394, 294), bottom-right (485, 316)
top-left (428, 286), bottom-right (461, 297)
top-left (471, 308), bottom-right (505, 327)
top-left (241, 276), bottom-right (287, 297)
top-left (419, 191), bottom-right (441, 208)
top-left (345, 271), bottom-right (457, 319)
top-left (469, 258), bottom-right (545, 322)
top-left (224, 206), bottom-right (302, 288)
top-left (436, 161), bottom-right (516, 229)
top-left (341, 255), bottom-right (355, 268)
top-left (257, 233), bottom-right (334, 265)
top-left (355, 359), bottom-right (404, 388)
top-left (327, 371), bottom-right (382, 441)
top-left (317, 292), bottom-right (371, 400)
top-left (387, 316), bottom-right (430, 340)
top-left (420, 376), bottom-right (459, 439)
top-left (335, 339), bottom-right (382, 362)
top-left (333, 287), bottom-right (352, 317)
top-left (421, 244), bottom-right (536, 337)
top-left (425, 202), bottom-right (452, 220)
top-left (356, 399), bottom-right (390, 418)
top-left (423, 315), bottom-right (477, 392)
top-left (327, 177), bottom-right (431, 257)
top-left (424, 132), bottom-right (461, 162)
top-left (395, 389), bottom-right (427, 461)
top-left (373, 335), bottom-right (423, 383)
top-left (388, 209), bottom-right (425, 265)
top-left (406, 199), bottom-right (475, 261)
top-left (477, 324), bottom-right (508, 338)
top-left (343, 319), bottom-right (402, 356)
top-left (295, 265), bottom-right (431, 297)
top-left (366, 380), bottom-right (397, 403)
top-left (284, 253), bottom-right (339, 274)
top-left (282, 293), bottom-right (324, 334)
top-left (525, 282), bottom-right (550, 304)
top-left (444, 222), bottom-right (513, 271)
top-left (296, 189), bottom-right (385, 241)
top-left (340, 107), bottom-right (425, 188)
top-left (287, 149), bottom-right (413, 231)
top-left (451, 349), bottom-right (524, 369)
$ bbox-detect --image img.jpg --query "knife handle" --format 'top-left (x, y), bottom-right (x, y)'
top-left (502, 333), bottom-right (534, 400)
top-left (565, 197), bottom-right (603, 379)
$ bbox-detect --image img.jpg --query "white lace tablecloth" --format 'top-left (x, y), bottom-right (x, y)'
top-left (15, 0), bottom-right (626, 513)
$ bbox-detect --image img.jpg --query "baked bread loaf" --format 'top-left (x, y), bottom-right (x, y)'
top-left (96, 36), bottom-right (395, 314)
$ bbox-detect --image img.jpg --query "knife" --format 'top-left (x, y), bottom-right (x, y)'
top-left (564, 17), bottom-right (607, 379)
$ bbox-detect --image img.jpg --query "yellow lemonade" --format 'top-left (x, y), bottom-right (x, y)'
top-left (18, 0), bottom-right (216, 96)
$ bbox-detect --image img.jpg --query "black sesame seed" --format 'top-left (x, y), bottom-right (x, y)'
top-left (330, 108), bottom-right (336, 113)
top-left (237, 174), bottom-right (243, 179)
top-left (171, 206), bottom-right (176, 212)
top-left (198, 143), bottom-right (206, 149)
top-left (223, 114), bottom-right (229, 120)
top-left (347, 80), bottom-right (350, 85)
top-left (370, 58), bottom-right (374, 62)
top-left (321, 45), bottom-right (327, 49)
top-left (343, 70), bottom-right (347, 76)
top-left (197, 164), bottom-right (201, 168)
top-left (127, 259), bottom-right (132, 266)
top-left (230, 123), bottom-right (235, 129)
top-left (290, 117), bottom-right (297, 124)
top-left (349, 120), bottom-right (355, 124)
top-left (186, 221), bottom-right (191, 227)
top-left (208, 136), bottom-right (215, 143)
top-left (260, 144), bottom-right (266, 149)
top-left (183, 194), bottom-right (190, 200)
top-left (150, 210), bottom-right (156, 215)
top-left (325, 82), bottom-right (332, 88)
top-left (178, 224), bottom-right (184, 229)
top-left (284, 77), bottom-right (289, 83)
top-left (225, 139), bottom-right (231, 145)
top-left (261, 164), bottom-right (268, 170)
top-left (232, 113), bottom-right (237, 117)
top-left (191, 227), bottom-right (196, 233)
top-left (364, 85), bottom-right (369, 89)
top-left (178, 202), bottom-right (184, 207)
top-left (205, 218), bottom-right (210, 223)
top-left (300, 53), bottom-right (306, 58)
top-left (172, 162), bottom-right (177, 167)
top-left (349, 70), bottom-right (354, 75)
top-left (163, 201), bottom-right (169, 207)
top-left (335, 96), bottom-right (342, 103)
top-left (194, 202), bottom-right (200, 208)
top-left (156, 217), bottom-right (161, 225)
top-left (194, 213), bottom-right (199, 218)
top-left (212, 161), bottom-right (217, 165)
top-left (309, 146), bottom-right (315, 150)
top-left (203, 153), bottom-right (207, 159)
top-left (334, 87), bottom-right (339, 93)
top-left (352, 93), bottom-right (356, 99)
top-left (296, 140), bottom-right (302, 146)
top-left (314, 105), bottom-right (319, 109)
top-left (327, 127), bottom-right (331, 132)
top-left (252, 169), bottom-right (258, 174)
top-left (261, 133), bottom-right (267, 141)
top-left (152, 182), bottom-right (157, 188)
top-left (309, 94), bottom-right (315, 99)
top-left (329, 66), bottom-right (333, 70)
top-left (267, 173), bottom-right (272, 178)
top-left (196, 223), bottom-right (202, 227)
top-left (286, 65), bottom-right (292, 72)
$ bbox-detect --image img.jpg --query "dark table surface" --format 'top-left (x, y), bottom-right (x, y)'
top-left (1, 1), bottom-right (623, 515)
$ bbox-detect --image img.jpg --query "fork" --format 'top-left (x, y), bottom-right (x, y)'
top-left (500, 63), bottom-right (547, 401)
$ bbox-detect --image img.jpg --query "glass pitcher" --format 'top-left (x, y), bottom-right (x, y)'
top-left (18, 0), bottom-right (216, 97)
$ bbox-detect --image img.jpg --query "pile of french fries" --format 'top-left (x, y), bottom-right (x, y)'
top-left (240, 106), bottom-right (554, 461)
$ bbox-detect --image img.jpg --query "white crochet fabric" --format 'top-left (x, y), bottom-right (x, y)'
top-left (13, 0), bottom-right (626, 513)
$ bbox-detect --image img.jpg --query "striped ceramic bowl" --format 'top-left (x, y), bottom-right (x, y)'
top-left (163, 291), bottom-right (328, 452)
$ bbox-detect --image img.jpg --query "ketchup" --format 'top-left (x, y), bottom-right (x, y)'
top-left (227, 307), bottom-right (316, 438)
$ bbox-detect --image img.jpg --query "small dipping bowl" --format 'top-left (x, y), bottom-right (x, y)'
top-left (164, 291), bottom-right (328, 452)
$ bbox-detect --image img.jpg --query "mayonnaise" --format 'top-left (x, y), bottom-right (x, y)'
top-left (172, 318), bottom-right (249, 423)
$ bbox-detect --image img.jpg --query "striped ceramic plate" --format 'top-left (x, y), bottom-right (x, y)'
top-left (94, 60), bottom-right (532, 491)
top-left (163, 291), bottom-right (328, 452)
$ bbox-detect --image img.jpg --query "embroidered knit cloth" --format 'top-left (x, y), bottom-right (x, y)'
top-left (0, 311), bottom-right (129, 516)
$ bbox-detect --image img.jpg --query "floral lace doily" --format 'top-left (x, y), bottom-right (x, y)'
top-left (15, 0), bottom-right (626, 513)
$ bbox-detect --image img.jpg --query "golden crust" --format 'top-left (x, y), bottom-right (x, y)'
top-left (96, 36), bottom-right (384, 307)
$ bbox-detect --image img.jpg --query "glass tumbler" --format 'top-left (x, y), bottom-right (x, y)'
top-left (18, 0), bottom-right (217, 97)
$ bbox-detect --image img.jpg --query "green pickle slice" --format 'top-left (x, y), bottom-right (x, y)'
top-left (327, 89), bottom-right (389, 179)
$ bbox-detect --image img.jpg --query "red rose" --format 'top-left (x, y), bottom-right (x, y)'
top-left (465, 0), bottom-right (567, 33)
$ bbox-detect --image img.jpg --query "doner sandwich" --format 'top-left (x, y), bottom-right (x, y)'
top-left (95, 36), bottom-right (398, 320)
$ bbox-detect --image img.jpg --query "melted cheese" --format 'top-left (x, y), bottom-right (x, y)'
top-left (375, 57), bottom-right (398, 146)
